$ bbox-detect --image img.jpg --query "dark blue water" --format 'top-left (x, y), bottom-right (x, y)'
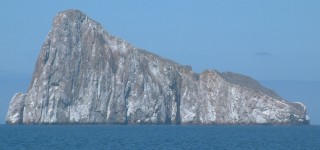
top-left (1, 125), bottom-right (319, 150)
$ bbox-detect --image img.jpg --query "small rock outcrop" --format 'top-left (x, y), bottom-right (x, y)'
top-left (6, 10), bottom-right (309, 125)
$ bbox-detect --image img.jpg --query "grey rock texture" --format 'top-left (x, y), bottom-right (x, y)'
top-left (6, 10), bottom-right (309, 125)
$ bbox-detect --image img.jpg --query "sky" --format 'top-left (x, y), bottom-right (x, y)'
top-left (0, 0), bottom-right (319, 124)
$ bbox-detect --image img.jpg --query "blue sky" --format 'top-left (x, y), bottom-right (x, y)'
top-left (0, 1), bottom-right (319, 124)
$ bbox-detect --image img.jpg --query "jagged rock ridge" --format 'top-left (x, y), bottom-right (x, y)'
top-left (6, 10), bottom-right (309, 125)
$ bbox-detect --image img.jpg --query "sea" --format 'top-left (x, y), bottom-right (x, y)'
top-left (0, 125), bottom-right (319, 150)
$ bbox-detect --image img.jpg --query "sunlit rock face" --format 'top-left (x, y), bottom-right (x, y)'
top-left (6, 10), bottom-right (309, 125)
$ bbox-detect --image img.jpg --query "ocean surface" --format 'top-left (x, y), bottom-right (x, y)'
top-left (0, 125), bottom-right (319, 150)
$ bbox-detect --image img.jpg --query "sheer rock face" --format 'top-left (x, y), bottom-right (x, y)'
top-left (6, 10), bottom-right (309, 125)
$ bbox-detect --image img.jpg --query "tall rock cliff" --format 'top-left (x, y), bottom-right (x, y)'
top-left (6, 10), bottom-right (309, 125)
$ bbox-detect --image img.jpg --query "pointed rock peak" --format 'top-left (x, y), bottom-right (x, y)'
top-left (59, 9), bottom-right (85, 16)
top-left (52, 9), bottom-right (99, 28)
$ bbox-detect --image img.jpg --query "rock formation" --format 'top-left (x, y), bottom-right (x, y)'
top-left (6, 10), bottom-right (309, 125)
